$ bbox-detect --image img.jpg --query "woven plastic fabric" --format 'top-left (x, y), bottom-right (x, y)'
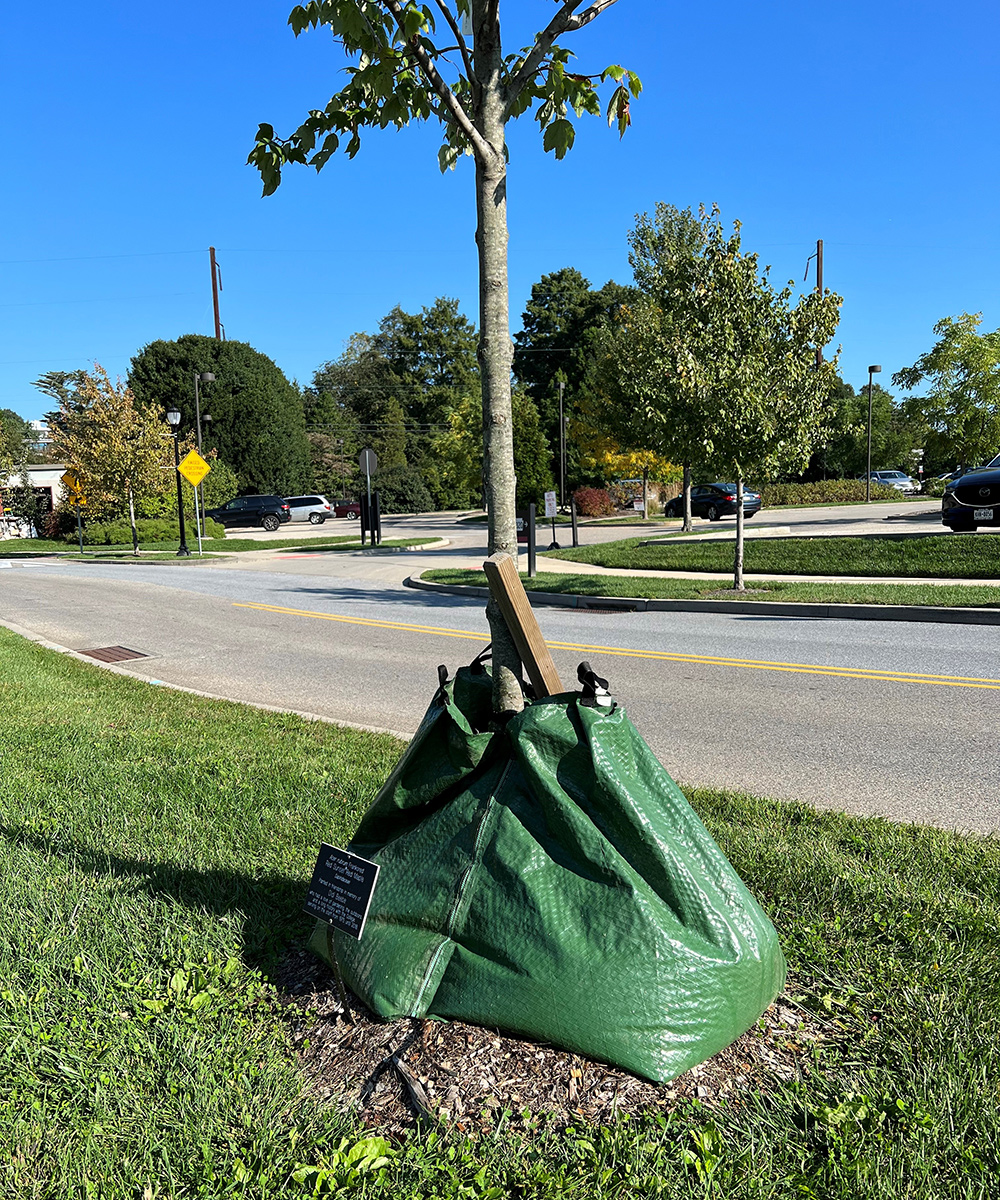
top-left (309, 666), bottom-right (785, 1083)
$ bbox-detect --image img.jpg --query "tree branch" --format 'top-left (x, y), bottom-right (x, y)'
top-left (502, 0), bottom-right (623, 116)
top-left (432, 0), bottom-right (477, 98)
top-left (502, 1), bottom-right (584, 113)
top-left (382, 0), bottom-right (494, 162)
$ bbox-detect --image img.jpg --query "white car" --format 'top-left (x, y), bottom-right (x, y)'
top-left (284, 494), bottom-right (333, 523)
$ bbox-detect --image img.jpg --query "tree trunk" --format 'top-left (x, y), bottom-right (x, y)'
top-left (474, 3), bottom-right (523, 714)
top-left (682, 461), bottom-right (692, 532)
top-left (733, 474), bottom-right (745, 591)
top-left (641, 466), bottom-right (648, 521)
top-left (128, 485), bottom-right (139, 557)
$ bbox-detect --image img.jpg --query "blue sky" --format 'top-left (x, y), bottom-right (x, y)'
top-left (1, 1), bottom-right (997, 423)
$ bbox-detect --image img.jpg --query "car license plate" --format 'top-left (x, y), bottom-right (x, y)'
top-left (974, 508), bottom-right (994, 520)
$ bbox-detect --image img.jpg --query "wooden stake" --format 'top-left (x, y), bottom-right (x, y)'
top-left (483, 553), bottom-right (563, 697)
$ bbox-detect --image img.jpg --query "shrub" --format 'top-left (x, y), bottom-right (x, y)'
top-left (922, 477), bottom-right (947, 498)
top-left (64, 517), bottom-right (225, 545)
top-left (756, 480), bottom-right (906, 506)
top-left (572, 486), bottom-right (616, 516)
top-left (375, 465), bottom-right (435, 514)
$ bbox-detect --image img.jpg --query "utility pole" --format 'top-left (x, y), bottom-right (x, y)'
top-left (815, 239), bottom-right (823, 367)
top-left (209, 247), bottom-right (223, 340)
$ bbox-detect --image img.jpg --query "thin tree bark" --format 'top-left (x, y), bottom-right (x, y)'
top-left (733, 474), bottom-right (745, 591)
top-left (641, 466), bottom-right (648, 521)
top-left (474, 2), bottom-right (523, 714)
top-left (128, 485), bottom-right (139, 557)
top-left (682, 461), bottom-right (692, 532)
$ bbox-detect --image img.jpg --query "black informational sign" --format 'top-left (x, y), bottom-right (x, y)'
top-left (303, 844), bottom-right (380, 940)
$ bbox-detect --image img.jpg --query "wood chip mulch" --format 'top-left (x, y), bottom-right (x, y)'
top-left (274, 948), bottom-right (824, 1137)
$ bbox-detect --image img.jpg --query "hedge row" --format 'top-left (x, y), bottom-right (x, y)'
top-left (63, 517), bottom-right (226, 545)
top-left (756, 480), bottom-right (908, 506)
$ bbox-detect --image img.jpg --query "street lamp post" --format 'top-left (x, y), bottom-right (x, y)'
top-left (865, 365), bottom-right (882, 503)
top-left (166, 408), bottom-right (191, 557)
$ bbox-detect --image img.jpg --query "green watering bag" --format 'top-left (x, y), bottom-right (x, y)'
top-left (310, 664), bottom-right (785, 1083)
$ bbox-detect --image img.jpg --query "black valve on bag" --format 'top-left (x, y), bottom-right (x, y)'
top-left (578, 661), bottom-right (613, 708)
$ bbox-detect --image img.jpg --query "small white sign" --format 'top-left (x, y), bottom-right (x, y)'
top-left (544, 491), bottom-right (558, 518)
top-left (633, 499), bottom-right (645, 511)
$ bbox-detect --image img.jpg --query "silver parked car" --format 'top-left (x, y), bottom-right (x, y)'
top-left (859, 470), bottom-right (920, 495)
top-left (284, 494), bottom-right (333, 523)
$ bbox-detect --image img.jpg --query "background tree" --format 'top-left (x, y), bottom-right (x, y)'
top-left (47, 366), bottom-right (172, 555)
top-left (893, 313), bottom-right (1000, 471)
top-left (513, 268), bottom-right (634, 489)
top-left (433, 388), bottom-right (553, 509)
top-left (0, 409), bottom-right (28, 465)
top-left (308, 332), bottom-right (408, 474)
top-left (250, 0), bottom-right (640, 711)
top-left (806, 378), bottom-right (926, 481)
top-left (129, 335), bottom-right (312, 495)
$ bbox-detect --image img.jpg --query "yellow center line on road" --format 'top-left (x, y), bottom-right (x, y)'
top-left (233, 601), bottom-right (1000, 691)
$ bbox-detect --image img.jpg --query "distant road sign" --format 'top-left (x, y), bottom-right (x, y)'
top-left (544, 490), bottom-right (558, 519)
top-left (61, 469), bottom-right (82, 494)
top-left (178, 449), bottom-right (211, 487)
top-left (359, 448), bottom-right (378, 475)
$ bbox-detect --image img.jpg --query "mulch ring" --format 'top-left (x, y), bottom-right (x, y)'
top-left (275, 948), bottom-right (826, 1138)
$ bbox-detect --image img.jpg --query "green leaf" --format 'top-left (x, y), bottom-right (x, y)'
top-left (543, 118), bottom-right (575, 159)
top-left (438, 143), bottom-right (459, 173)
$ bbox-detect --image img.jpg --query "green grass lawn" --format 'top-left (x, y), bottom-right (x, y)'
top-left (422, 568), bottom-right (1000, 608)
top-left (547, 533), bottom-right (1000, 579)
top-left (2, 627), bottom-right (999, 1196)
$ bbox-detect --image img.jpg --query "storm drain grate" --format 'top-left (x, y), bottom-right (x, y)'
top-left (578, 606), bottom-right (637, 614)
top-left (79, 646), bottom-right (149, 663)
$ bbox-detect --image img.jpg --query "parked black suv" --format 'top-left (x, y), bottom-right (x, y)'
top-left (941, 466), bottom-right (1000, 532)
top-left (206, 495), bottom-right (291, 532)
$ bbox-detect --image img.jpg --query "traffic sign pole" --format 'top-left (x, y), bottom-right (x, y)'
top-left (76, 499), bottom-right (83, 556)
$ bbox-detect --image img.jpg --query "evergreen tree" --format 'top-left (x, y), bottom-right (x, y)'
top-left (513, 268), bottom-right (634, 489)
top-left (129, 335), bottom-right (312, 494)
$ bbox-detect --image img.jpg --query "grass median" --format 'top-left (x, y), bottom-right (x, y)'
top-left (1, 534), bottom-right (434, 561)
top-left (423, 567), bottom-right (1000, 608)
top-left (546, 532), bottom-right (1000, 579)
top-left (2, 626), bottom-right (999, 1196)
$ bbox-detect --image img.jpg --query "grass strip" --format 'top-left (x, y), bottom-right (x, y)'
top-left (1, 627), bottom-right (999, 1196)
top-left (546, 532), bottom-right (1000, 579)
top-left (423, 567), bottom-right (1000, 608)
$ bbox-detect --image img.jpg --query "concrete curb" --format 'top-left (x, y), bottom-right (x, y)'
top-left (0, 616), bottom-right (411, 740)
top-left (404, 573), bottom-right (1000, 626)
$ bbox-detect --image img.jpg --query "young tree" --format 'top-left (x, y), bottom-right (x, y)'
top-left (46, 366), bottom-right (173, 556)
top-left (594, 210), bottom-right (841, 587)
top-left (250, 0), bottom-right (640, 711)
top-left (892, 313), bottom-right (1000, 471)
top-left (691, 217), bottom-right (842, 589)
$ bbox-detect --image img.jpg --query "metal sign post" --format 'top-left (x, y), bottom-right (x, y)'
top-left (358, 448), bottom-right (378, 548)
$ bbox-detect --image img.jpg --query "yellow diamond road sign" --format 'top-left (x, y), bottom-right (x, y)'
top-left (61, 469), bottom-right (82, 494)
top-left (178, 449), bottom-right (211, 487)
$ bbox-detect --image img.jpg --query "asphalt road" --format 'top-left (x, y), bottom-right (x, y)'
top-left (2, 546), bottom-right (998, 834)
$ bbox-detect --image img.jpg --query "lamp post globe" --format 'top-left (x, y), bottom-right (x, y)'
top-left (166, 408), bottom-right (181, 428)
